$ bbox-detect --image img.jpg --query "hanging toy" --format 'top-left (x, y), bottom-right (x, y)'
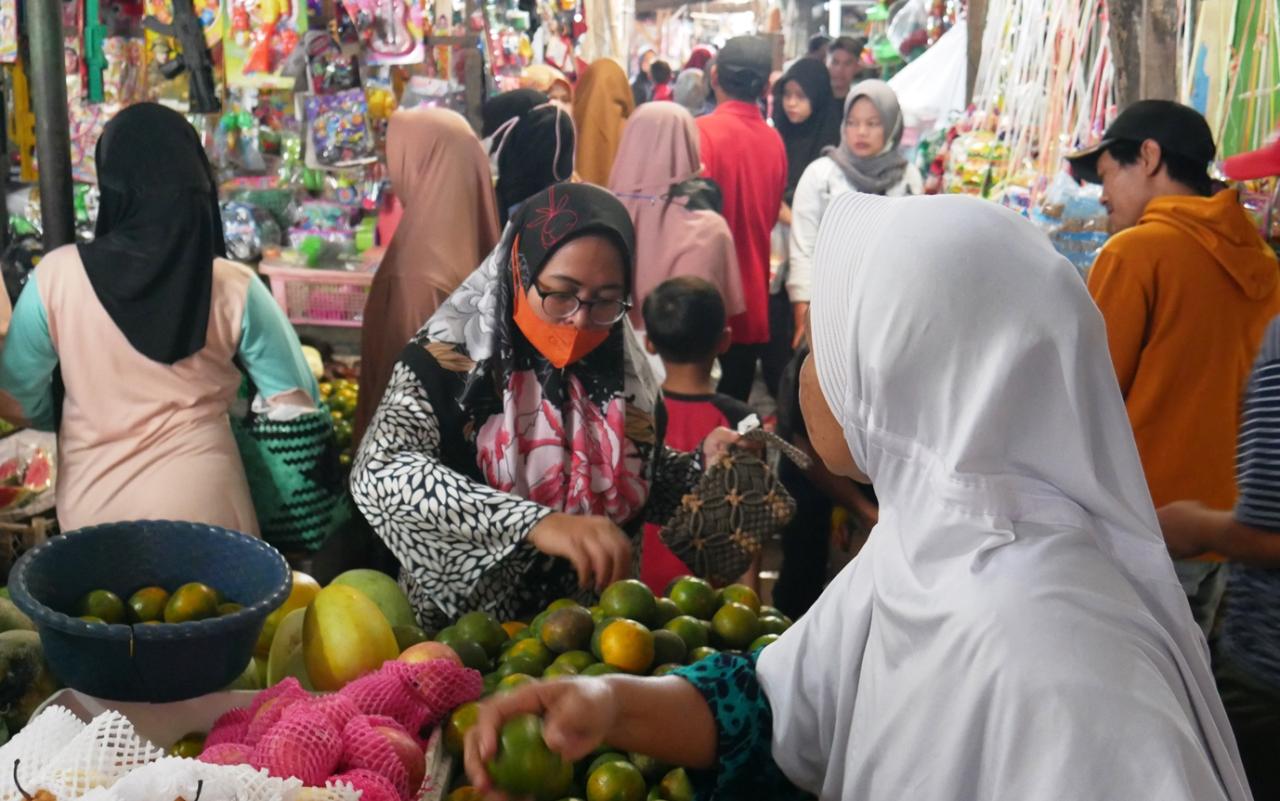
top-left (142, 0), bottom-right (223, 112)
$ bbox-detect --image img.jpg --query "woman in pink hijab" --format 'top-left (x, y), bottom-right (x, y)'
top-left (607, 102), bottom-right (744, 333)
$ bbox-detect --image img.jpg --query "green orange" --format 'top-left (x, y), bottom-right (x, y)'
top-left (487, 714), bottom-right (574, 801)
top-left (719, 584), bottom-right (761, 615)
top-left (711, 602), bottom-right (761, 650)
top-left (456, 611), bottom-right (509, 658)
top-left (444, 701), bottom-right (479, 758)
top-left (688, 646), bottom-right (718, 663)
top-left (667, 577), bottom-right (717, 621)
top-left (541, 606), bottom-right (594, 654)
top-left (600, 580), bottom-right (657, 627)
top-left (164, 583), bottom-right (220, 624)
top-left (586, 760), bottom-right (646, 801)
top-left (77, 589), bottom-right (126, 624)
top-left (651, 629), bottom-right (687, 667)
top-left (126, 587), bottom-right (170, 623)
top-left (660, 768), bottom-right (695, 801)
top-left (662, 616), bottom-right (710, 652)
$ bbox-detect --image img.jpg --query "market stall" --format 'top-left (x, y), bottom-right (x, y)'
top-left (0, 508), bottom-right (790, 800)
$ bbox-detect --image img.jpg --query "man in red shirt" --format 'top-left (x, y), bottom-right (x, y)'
top-left (697, 35), bottom-right (788, 402)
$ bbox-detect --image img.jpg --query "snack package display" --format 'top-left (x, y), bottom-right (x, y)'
top-left (303, 89), bottom-right (377, 168)
top-left (225, 0), bottom-right (305, 89)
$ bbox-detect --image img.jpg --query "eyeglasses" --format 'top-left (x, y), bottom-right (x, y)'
top-left (535, 281), bottom-right (632, 326)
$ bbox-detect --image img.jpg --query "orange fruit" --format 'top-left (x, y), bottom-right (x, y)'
top-left (447, 788), bottom-right (485, 801)
top-left (164, 583), bottom-right (220, 624)
top-left (502, 621), bottom-right (529, 638)
top-left (127, 587), bottom-right (169, 623)
top-left (586, 760), bottom-right (646, 801)
top-left (712, 602), bottom-right (761, 650)
top-left (600, 580), bottom-right (657, 627)
top-left (599, 619), bottom-right (654, 674)
top-left (78, 590), bottom-right (126, 624)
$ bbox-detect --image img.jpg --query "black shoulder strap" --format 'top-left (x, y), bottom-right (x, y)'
top-left (400, 343), bottom-right (479, 480)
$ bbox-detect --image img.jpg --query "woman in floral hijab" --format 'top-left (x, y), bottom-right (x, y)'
top-left (352, 184), bottom-right (724, 629)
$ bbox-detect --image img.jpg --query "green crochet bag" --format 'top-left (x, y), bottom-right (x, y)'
top-left (230, 380), bottom-right (350, 553)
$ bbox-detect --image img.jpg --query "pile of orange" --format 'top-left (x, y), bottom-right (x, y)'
top-left (438, 575), bottom-right (793, 801)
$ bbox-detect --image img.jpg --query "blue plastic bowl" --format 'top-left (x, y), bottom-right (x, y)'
top-left (8, 520), bottom-right (292, 702)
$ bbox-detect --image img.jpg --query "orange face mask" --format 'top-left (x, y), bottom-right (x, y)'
top-left (511, 245), bottom-right (611, 369)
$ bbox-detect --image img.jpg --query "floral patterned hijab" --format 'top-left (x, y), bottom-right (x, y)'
top-left (420, 183), bottom-right (661, 524)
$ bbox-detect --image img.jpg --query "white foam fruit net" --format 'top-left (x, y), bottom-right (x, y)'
top-left (0, 706), bottom-right (361, 801)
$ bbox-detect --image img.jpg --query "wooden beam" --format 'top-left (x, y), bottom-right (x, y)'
top-left (966, 0), bottom-right (988, 104)
top-left (1109, 0), bottom-right (1179, 107)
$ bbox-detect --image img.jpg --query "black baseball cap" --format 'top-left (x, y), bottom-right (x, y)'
top-left (1067, 100), bottom-right (1216, 184)
top-left (716, 36), bottom-right (773, 98)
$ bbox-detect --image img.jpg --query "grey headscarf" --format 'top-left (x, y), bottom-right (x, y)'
top-left (822, 79), bottom-right (908, 195)
top-left (673, 69), bottom-right (708, 116)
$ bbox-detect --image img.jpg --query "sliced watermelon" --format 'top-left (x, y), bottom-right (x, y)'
top-left (0, 457), bottom-right (20, 485)
top-left (21, 450), bottom-right (51, 492)
top-left (0, 486), bottom-right (30, 511)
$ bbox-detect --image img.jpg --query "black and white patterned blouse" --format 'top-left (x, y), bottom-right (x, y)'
top-left (351, 356), bottom-right (702, 630)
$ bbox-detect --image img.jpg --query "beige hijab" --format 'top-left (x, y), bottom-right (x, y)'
top-left (355, 107), bottom-right (500, 443)
top-left (608, 102), bottom-right (744, 329)
top-left (573, 59), bottom-right (634, 185)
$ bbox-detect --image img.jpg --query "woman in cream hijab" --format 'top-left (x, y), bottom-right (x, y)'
top-left (463, 192), bottom-right (1253, 801)
top-left (354, 107), bottom-right (499, 444)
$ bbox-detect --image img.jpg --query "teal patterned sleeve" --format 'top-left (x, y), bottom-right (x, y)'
top-left (671, 652), bottom-right (804, 801)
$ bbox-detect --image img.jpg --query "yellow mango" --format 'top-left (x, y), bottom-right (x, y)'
top-left (303, 584), bottom-right (398, 691)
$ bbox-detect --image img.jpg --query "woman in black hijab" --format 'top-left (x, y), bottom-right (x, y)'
top-left (489, 101), bottom-right (577, 226)
top-left (0, 103), bottom-right (317, 533)
top-left (772, 58), bottom-right (843, 207)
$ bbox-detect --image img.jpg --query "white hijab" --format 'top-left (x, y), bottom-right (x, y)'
top-left (756, 193), bottom-right (1251, 801)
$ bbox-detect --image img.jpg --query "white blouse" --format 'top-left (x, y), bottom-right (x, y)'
top-left (787, 156), bottom-right (924, 303)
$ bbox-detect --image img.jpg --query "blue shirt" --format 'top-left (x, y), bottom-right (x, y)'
top-left (1220, 315), bottom-right (1280, 688)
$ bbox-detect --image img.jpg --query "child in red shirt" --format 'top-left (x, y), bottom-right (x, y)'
top-left (650, 61), bottom-right (674, 103)
top-left (640, 277), bottom-right (754, 592)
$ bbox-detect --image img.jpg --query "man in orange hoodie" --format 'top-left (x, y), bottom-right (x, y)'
top-left (1069, 101), bottom-right (1280, 635)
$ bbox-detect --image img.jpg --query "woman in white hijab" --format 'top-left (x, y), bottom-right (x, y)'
top-left (462, 193), bottom-right (1252, 801)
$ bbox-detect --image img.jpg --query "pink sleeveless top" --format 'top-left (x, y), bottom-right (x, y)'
top-left (36, 246), bottom-right (259, 534)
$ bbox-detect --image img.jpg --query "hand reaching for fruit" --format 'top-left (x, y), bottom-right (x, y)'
top-left (527, 514), bottom-right (632, 592)
top-left (464, 678), bottom-right (619, 795)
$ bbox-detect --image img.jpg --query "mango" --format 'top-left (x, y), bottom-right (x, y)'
top-left (303, 584), bottom-right (399, 691)
top-left (0, 598), bottom-right (33, 633)
top-left (329, 569), bottom-right (417, 630)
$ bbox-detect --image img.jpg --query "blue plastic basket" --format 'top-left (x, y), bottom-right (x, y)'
top-left (7, 520), bottom-right (292, 702)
